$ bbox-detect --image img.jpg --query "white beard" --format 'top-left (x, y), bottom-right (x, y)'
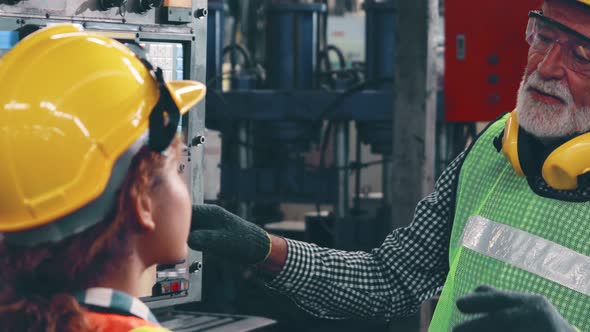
top-left (516, 71), bottom-right (590, 138)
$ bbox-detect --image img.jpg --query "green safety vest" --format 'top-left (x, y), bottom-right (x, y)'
top-left (428, 115), bottom-right (590, 331)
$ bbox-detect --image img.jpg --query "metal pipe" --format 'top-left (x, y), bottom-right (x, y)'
top-left (206, 2), bottom-right (226, 90)
top-left (334, 122), bottom-right (350, 219)
top-left (382, 157), bottom-right (392, 209)
top-left (353, 123), bottom-right (362, 214)
top-left (237, 122), bottom-right (249, 218)
top-left (266, 3), bottom-right (326, 90)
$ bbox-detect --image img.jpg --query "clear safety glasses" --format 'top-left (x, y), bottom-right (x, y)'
top-left (526, 10), bottom-right (590, 77)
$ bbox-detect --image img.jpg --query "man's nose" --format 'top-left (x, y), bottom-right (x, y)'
top-left (537, 43), bottom-right (567, 81)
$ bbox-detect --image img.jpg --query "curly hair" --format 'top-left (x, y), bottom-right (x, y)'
top-left (0, 138), bottom-right (182, 332)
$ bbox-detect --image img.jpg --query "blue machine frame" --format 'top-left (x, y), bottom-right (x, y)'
top-left (206, 0), bottom-right (395, 209)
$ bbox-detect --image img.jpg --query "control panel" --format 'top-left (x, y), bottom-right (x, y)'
top-left (142, 42), bottom-right (184, 81)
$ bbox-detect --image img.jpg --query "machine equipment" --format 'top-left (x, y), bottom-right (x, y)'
top-left (206, 0), bottom-right (395, 251)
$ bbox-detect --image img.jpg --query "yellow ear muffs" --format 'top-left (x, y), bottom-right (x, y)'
top-left (502, 111), bottom-right (590, 190)
top-left (543, 132), bottom-right (590, 190)
top-left (502, 112), bottom-right (524, 176)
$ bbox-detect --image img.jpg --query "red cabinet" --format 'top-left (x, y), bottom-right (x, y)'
top-left (445, 0), bottom-right (543, 122)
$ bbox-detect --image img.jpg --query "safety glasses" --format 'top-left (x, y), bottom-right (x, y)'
top-left (526, 10), bottom-right (590, 77)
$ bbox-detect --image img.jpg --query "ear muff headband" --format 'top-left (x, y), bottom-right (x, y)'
top-left (502, 112), bottom-right (590, 190)
top-left (502, 112), bottom-right (524, 176)
top-left (543, 132), bottom-right (590, 190)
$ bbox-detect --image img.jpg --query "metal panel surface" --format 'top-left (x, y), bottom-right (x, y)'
top-left (444, 0), bottom-right (543, 122)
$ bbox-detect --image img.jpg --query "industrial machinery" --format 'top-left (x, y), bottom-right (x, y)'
top-left (0, 1), bottom-right (274, 330)
top-left (206, 0), bottom-right (396, 251)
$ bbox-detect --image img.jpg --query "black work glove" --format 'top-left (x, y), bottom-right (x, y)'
top-left (188, 204), bottom-right (271, 265)
top-left (453, 285), bottom-right (576, 332)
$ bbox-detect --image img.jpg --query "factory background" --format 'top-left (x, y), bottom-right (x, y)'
top-left (0, 0), bottom-right (537, 331)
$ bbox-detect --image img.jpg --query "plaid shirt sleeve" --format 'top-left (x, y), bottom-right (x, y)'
top-left (265, 152), bottom-right (466, 320)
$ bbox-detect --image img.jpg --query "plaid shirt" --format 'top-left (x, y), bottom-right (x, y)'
top-left (266, 152), bottom-right (467, 320)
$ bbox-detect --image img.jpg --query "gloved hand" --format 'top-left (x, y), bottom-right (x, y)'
top-left (453, 285), bottom-right (576, 332)
top-left (188, 204), bottom-right (271, 265)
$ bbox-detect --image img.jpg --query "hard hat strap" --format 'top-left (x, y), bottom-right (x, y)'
top-left (148, 67), bottom-right (181, 153)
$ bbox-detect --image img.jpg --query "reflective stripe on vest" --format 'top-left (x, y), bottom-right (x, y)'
top-left (461, 216), bottom-right (590, 297)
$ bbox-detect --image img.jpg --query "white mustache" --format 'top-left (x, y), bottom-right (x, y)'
top-left (517, 69), bottom-right (590, 137)
top-left (524, 71), bottom-right (573, 105)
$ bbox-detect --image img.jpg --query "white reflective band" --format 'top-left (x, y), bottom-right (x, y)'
top-left (461, 216), bottom-right (590, 296)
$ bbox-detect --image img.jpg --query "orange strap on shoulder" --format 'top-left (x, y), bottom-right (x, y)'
top-left (129, 326), bottom-right (171, 332)
top-left (84, 311), bottom-right (165, 332)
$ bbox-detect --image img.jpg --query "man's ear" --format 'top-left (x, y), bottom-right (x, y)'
top-left (132, 193), bottom-right (156, 232)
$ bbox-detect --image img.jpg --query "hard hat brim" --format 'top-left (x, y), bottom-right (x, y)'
top-left (166, 80), bottom-right (207, 115)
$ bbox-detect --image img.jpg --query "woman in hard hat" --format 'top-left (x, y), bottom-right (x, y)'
top-left (0, 24), bottom-right (205, 332)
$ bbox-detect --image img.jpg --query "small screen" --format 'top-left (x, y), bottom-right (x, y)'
top-left (141, 42), bottom-right (184, 81)
top-left (0, 31), bottom-right (19, 58)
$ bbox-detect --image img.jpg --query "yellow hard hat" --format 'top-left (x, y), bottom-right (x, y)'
top-left (0, 24), bottom-right (205, 237)
top-left (578, 0), bottom-right (590, 5)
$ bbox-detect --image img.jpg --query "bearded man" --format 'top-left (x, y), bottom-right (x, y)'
top-left (189, 0), bottom-right (590, 330)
